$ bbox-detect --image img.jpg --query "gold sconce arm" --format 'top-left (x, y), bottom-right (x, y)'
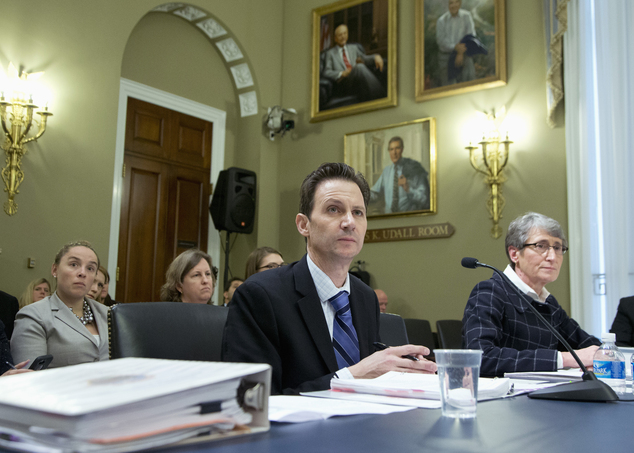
top-left (0, 64), bottom-right (53, 216)
top-left (466, 132), bottom-right (513, 239)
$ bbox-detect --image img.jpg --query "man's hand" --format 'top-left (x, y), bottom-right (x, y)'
top-left (374, 54), bottom-right (384, 72)
top-left (338, 68), bottom-right (352, 80)
top-left (397, 175), bottom-right (409, 192)
top-left (1, 360), bottom-right (33, 377)
top-left (348, 345), bottom-right (437, 379)
top-left (562, 345), bottom-right (599, 368)
top-left (455, 43), bottom-right (467, 53)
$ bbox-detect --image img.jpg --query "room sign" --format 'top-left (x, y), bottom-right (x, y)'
top-left (364, 222), bottom-right (454, 243)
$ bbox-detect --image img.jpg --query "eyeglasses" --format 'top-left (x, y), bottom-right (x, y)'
top-left (521, 242), bottom-right (568, 256)
top-left (257, 262), bottom-right (287, 271)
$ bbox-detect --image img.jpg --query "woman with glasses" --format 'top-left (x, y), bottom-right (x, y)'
top-left (463, 212), bottom-right (600, 377)
top-left (244, 247), bottom-right (285, 280)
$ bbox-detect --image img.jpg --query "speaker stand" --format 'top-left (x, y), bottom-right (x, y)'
top-left (223, 231), bottom-right (231, 290)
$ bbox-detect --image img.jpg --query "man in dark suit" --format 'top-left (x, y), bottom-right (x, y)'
top-left (0, 291), bottom-right (19, 339)
top-left (222, 163), bottom-right (436, 395)
top-left (321, 24), bottom-right (386, 104)
top-left (610, 296), bottom-right (634, 346)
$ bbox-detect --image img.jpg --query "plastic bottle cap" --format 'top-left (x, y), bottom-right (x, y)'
top-left (601, 332), bottom-right (616, 342)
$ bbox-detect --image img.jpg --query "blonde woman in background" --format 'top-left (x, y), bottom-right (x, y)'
top-left (19, 278), bottom-right (52, 309)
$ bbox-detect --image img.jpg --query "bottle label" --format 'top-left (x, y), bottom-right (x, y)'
top-left (594, 360), bottom-right (625, 379)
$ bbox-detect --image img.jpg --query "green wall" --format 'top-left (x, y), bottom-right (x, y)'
top-left (0, 0), bottom-right (285, 298)
top-left (0, 0), bottom-right (568, 328)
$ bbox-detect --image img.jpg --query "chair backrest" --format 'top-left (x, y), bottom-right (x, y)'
top-left (379, 313), bottom-right (409, 346)
top-left (404, 318), bottom-right (437, 351)
top-left (435, 319), bottom-right (464, 349)
top-left (109, 302), bottom-right (228, 361)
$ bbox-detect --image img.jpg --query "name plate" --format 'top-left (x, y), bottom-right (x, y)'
top-left (364, 222), bottom-right (454, 243)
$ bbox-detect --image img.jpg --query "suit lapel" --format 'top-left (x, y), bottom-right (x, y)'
top-left (51, 293), bottom-right (97, 346)
top-left (294, 257), bottom-right (339, 372)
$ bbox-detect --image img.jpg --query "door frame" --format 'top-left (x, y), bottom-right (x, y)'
top-left (108, 78), bottom-right (226, 302)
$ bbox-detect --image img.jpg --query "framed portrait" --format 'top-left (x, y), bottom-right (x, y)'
top-left (415, 0), bottom-right (507, 102)
top-left (310, 0), bottom-right (397, 123)
top-left (344, 118), bottom-right (437, 219)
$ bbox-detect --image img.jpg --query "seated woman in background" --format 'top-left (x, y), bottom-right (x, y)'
top-left (161, 249), bottom-right (217, 304)
top-left (11, 241), bottom-right (109, 368)
top-left (610, 296), bottom-right (634, 346)
top-left (244, 247), bottom-right (285, 280)
top-left (99, 267), bottom-right (118, 306)
top-left (87, 265), bottom-right (107, 303)
top-left (18, 278), bottom-right (52, 309)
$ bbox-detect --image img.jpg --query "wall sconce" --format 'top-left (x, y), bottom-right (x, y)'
top-left (466, 110), bottom-right (512, 239)
top-left (0, 62), bottom-right (52, 216)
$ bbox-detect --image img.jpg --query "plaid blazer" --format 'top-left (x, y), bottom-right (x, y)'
top-left (462, 272), bottom-right (600, 377)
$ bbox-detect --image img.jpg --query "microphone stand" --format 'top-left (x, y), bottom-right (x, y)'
top-left (462, 257), bottom-right (618, 402)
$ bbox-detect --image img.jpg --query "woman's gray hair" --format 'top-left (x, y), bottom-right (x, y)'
top-left (160, 249), bottom-right (217, 302)
top-left (505, 212), bottom-right (568, 268)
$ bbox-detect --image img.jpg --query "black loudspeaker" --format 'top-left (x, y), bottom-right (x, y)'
top-left (209, 167), bottom-right (256, 234)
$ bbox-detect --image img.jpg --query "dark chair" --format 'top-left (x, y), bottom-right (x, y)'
top-left (435, 319), bottom-right (464, 349)
top-left (379, 313), bottom-right (409, 347)
top-left (108, 302), bottom-right (228, 361)
top-left (404, 318), bottom-right (437, 351)
top-left (318, 44), bottom-right (388, 111)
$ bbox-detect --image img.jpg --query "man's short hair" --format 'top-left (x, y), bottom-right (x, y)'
top-left (505, 212), bottom-right (568, 269)
top-left (388, 136), bottom-right (404, 148)
top-left (299, 162), bottom-right (370, 219)
top-left (224, 277), bottom-right (244, 292)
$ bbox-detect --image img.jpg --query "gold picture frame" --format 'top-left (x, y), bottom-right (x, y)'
top-left (344, 118), bottom-right (437, 219)
top-left (310, 0), bottom-right (397, 123)
top-left (415, 0), bottom-right (507, 102)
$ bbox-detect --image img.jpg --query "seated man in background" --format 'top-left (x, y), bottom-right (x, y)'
top-left (463, 212), bottom-right (600, 377)
top-left (374, 289), bottom-right (389, 313)
top-left (223, 163), bottom-right (436, 394)
top-left (610, 296), bottom-right (634, 346)
top-left (223, 278), bottom-right (244, 306)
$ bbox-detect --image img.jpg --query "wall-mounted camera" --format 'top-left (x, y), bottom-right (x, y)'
top-left (265, 106), bottom-right (297, 141)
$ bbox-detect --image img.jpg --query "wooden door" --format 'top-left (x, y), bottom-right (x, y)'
top-left (116, 98), bottom-right (212, 303)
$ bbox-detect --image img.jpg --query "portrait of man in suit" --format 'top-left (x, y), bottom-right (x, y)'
top-left (415, 0), bottom-right (506, 101)
top-left (312, 0), bottom-right (396, 121)
top-left (320, 24), bottom-right (386, 109)
top-left (345, 119), bottom-right (436, 218)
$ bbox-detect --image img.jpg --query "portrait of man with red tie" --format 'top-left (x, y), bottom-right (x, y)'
top-left (222, 163), bottom-right (436, 395)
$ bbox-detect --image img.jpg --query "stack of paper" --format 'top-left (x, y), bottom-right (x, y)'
top-left (0, 358), bottom-right (271, 453)
top-left (330, 372), bottom-right (511, 400)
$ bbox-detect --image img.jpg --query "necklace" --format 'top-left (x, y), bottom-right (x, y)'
top-left (69, 300), bottom-right (95, 325)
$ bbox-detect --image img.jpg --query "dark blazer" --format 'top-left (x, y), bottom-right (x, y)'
top-left (463, 272), bottom-right (600, 377)
top-left (0, 320), bottom-right (13, 375)
top-left (610, 296), bottom-right (634, 346)
top-left (0, 290), bottom-right (19, 339)
top-left (222, 255), bottom-right (380, 395)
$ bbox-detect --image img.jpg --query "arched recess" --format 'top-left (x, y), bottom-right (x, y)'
top-left (107, 3), bottom-right (260, 299)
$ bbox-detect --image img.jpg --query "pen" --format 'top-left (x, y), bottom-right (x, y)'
top-left (5, 361), bottom-right (17, 370)
top-left (373, 342), bottom-right (420, 361)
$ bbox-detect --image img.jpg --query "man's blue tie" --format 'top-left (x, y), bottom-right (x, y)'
top-left (329, 291), bottom-right (360, 368)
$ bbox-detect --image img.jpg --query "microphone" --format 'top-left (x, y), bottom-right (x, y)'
top-left (462, 257), bottom-right (617, 402)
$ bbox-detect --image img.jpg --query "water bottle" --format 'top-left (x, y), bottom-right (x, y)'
top-left (593, 333), bottom-right (625, 393)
